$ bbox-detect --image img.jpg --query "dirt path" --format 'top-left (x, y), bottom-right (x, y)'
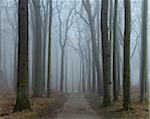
top-left (55, 94), bottom-right (100, 119)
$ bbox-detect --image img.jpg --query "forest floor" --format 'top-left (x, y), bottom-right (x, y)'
top-left (54, 93), bottom-right (100, 119)
top-left (0, 91), bottom-right (149, 119)
top-left (0, 91), bottom-right (66, 119)
top-left (85, 93), bottom-right (149, 119)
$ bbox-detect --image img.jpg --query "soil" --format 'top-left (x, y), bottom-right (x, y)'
top-left (55, 93), bottom-right (100, 119)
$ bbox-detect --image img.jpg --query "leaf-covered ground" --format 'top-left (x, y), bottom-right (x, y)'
top-left (0, 89), bottom-right (149, 119)
top-left (0, 91), bottom-right (66, 119)
top-left (85, 93), bottom-right (149, 119)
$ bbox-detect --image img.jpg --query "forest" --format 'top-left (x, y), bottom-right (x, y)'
top-left (0, 0), bottom-right (149, 119)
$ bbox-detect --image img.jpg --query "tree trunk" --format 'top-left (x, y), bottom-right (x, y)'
top-left (82, 0), bottom-right (102, 95)
top-left (113, 0), bottom-right (119, 102)
top-left (91, 16), bottom-right (102, 96)
top-left (30, 2), bottom-right (36, 93)
top-left (32, 0), bottom-right (43, 97)
top-left (60, 47), bottom-right (65, 92)
top-left (79, 58), bottom-right (82, 93)
top-left (14, 0), bottom-right (30, 111)
top-left (13, 35), bottom-right (18, 92)
top-left (123, 0), bottom-right (131, 111)
top-left (101, 0), bottom-right (111, 106)
top-left (117, 49), bottom-right (121, 96)
top-left (42, 2), bottom-right (49, 95)
top-left (92, 58), bottom-right (96, 92)
top-left (139, 0), bottom-right (148, 104)
top-left (87, 42), bottom-right (91, 92)
top-left (82, 57), bottom-right (85, 92)
top-left (47, 0), bottom-right (52, 97)
top-left (65, 48), bottom-right (68, 93)
top-left (55, 45), bottom-right (59, 91)
top-left (0, 5), bottom-right (2, 87)
top-left (71, 58), bottom-right (74, 93)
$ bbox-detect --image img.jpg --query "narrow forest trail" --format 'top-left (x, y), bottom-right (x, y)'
top-left (54, 94), bottom-right (100, 119)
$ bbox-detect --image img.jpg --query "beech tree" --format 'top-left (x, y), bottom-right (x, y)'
top-left (0, 1), bottom-right (2, 86)
top-left (14, 0), bottom-right (30, 112)
top-left (56, 1), bottom-right (74, 92)
top-left (41, 0), bottom-right (49, 88)
top-left (47, 0), bottom-right (53, 97)
top-left (32, 0), bottom-right (43, 97)
top-left (113, 0), bottom-right (119, 102)
top-left (123, 0), bottom-right (131, 111)
top-left (101, 0), bottom-right (111, 106)
top-left (139, 0), bottom-right (148, 104)
top-left (82, 0), bottom-right (102, 95)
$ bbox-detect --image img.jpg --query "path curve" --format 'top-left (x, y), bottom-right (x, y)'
top-left (55, 94), bottom-right (100, 119)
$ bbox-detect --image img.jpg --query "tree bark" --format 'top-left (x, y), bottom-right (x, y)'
top-left (65, 48), bottom-right (68, 93)
top-left (82, 0), bottom-right (102, 95)
top-left (139, 0), bottom-right (148, 104)
top-left (32, 0), bottom-right (43, 97)
top-left (82, 57), bottom-right (85, 92)
top-left (101, 0), bottom-right (111, 106)
top-left (87, 41), bottom-right (91, 92)
top-left (42, 1), bottom-right (49, 91)
top-left (0, 4), bottom-right (2, 87)
top-left (14, 0), bottom-right (30, 112)
top-left (113, 0), bottom-right (119, 102)
top-left (60, 47), bottom-right (65, 92)
top-left (47, 0), bottom-right (52, 97)
top-left (55, 45), bottom-right (59, 91)
top-left (123, 0), bottom-right (131, 111)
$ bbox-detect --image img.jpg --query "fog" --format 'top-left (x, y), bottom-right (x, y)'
top-left (0, 0), bottom-right (149, 93)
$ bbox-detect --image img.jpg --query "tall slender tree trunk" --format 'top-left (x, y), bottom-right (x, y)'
top-left (60, 47), bottom-right (65, 92)
top-left (65, 48), bottom-right (68, 93)
top-left (90, 20), bottom-right (102, 96)
top-left (87, 42), bottom-right (91, 92)
top-left (47, 0), bottom-right (52, 97)
top-left (32, 0), bottom-right (43, 97)
top-left (42, 6), bottom-right (48, 94)
top-left (82, 0), bottom-right (102, 95)
top-left (139, 0), bottom-right (148, 104)
top-left (55, 45), bottom-right (59, 91)
top-left (30, 3), bottom-right (36, 93)
top-left (83, 39), bottom-right (91, 93)
top-left (14, 0), bottom-right (30, 112)
top-left (117, 49), bottom-right (121, 96)
top-left (0, 5), bottom-right (2, 86)
top-left (109, 0), bottom-right (114, 102)
top-left (13, 36), bottom-right (18, 92)
top-left (82, 57), bottom-right (85, 92)
top-left (123, 0), bottom-right (131, 111)
top-left (71, 58), bottom-right (74, 93)
top-left (79, 58), bottom-right (82, 93)
top-left (92, 58), bottom-right (96, 92)
top-left (113, 0), bottom-right (119, 102)
top-left (101, 0), bottom-right (111, 106)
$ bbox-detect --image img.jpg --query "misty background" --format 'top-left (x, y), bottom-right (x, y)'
top-left (0, 0), bottom-right (149, 93)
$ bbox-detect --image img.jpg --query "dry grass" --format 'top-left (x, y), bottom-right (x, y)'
top-left (0, 91), bottom-right (66, 119)
top-left (85, 93), bottom-right (149, 119)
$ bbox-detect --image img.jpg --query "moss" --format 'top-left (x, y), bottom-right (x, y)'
top-left (13, 96), bottom-right (31, 112)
